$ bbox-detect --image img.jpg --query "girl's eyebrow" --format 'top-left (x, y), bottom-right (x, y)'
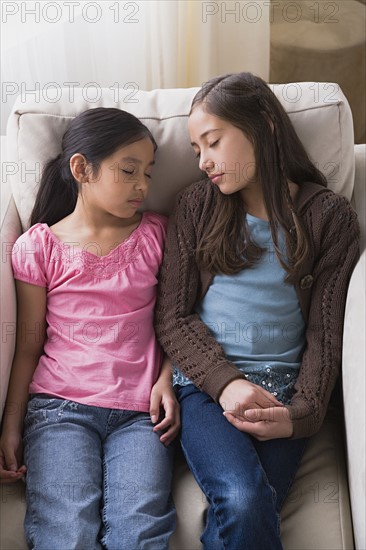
top-left (190, 128), bottom-right (222, 146)
top-left (120, 156), bottom-right (155, 166)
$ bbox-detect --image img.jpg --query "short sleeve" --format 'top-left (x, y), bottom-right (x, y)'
top-left (142, 212), bottom-right (168, 257)
top-left (11, 224), bottom-right (47, 287)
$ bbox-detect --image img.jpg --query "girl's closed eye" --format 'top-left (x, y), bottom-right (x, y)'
top-left (194, 140), bottom-right (220, 158)
top-left (121, 168), bottom-right (135, 175)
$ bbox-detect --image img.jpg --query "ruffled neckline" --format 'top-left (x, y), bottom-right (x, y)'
top-left (36, 214), bottom-right (148, 278)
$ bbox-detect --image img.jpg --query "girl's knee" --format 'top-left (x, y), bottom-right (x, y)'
top-left (208, 484), bottom-right (280, 548)
top-left (216, 479), bottom-right (277, 525)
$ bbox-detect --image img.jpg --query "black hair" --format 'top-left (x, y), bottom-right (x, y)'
top-left (30, 107), bottom-right (157, 226)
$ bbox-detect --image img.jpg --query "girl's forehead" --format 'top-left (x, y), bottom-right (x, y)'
top-left (189, 104), bottom-right (216, 121)
top-left (113, 138), bottom-right (154, 157)
top-left (188, 107), bottom-right (241, 144)
top-left (189, 107), bottom-right (226, 132)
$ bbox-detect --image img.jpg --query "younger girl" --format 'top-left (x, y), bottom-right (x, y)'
top-left (0, 107), bottom-right (179, 549)
top-left (155, 73), bottom-right (360, 549)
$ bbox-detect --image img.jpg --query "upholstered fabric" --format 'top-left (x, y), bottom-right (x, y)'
top-left (6, 83), bottom-right (355, 233)
top-left (0, 403), bottom-right (355, 550)
top-left (0, 136), bottom-right (21, 422)
top-left (342, 144), bottom-right (366, 550)
top-left (1, 84), bottom-right (364, 549)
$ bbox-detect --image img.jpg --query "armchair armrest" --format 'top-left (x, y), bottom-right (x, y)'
top-left (342, 144), bottom-right (366, 550)
top-left (0, 137), bottom-right (22, 421)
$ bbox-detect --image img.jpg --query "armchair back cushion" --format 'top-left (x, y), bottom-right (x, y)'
top-left (6, 82), bottom-right (355, 232)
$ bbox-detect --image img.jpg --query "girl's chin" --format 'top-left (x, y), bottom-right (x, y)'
top-left (217, 184), bottom-right (241, 195)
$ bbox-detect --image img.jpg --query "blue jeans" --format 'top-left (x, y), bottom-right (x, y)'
top-left (23, 395), bottom-right (176, 550)
top-left (177, 384), bottom-right (308, 550)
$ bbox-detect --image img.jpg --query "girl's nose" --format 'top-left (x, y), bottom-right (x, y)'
top-left (199, 158), bottom-right (215, 173)
top-left (135, 174), bottom-right (149, 194)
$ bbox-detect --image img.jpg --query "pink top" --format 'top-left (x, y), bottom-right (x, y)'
top-left (11, 212), bottom-right (167, 412)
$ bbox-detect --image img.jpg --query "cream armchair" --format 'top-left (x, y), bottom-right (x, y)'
top-left (1, 82), bottom-right (365, 549)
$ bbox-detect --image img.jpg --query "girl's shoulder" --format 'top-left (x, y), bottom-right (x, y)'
top-left (296, 181), bottom-right (332, 213)
top-left (298, 182), bottom-right (355, 214)
top-left (12, 224), bottom-right (55, 287)
top-left (174, 179), bottom-right (216, 220)
top-left (142, 211), bottom-right (168, 231)
top-left (177, 178), bottom-right (214, 203)
top-left (143, 210), bottom-right (167, 223)
top-left (140, 211), bottom-right (168, 246)
top-left (297, 182), bottom-right (359, 241)
top-left (14, 222), bottom-right (53, 248)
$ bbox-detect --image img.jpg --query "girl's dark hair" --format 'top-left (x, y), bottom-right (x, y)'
top-left (191, 72), bottom-right (327, 281)
top-left (30, 107), bottom-right (157, 226)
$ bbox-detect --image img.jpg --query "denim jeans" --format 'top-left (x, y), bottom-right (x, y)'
top-left (177, 384), bottom-right (308, 550)
top-left (23, 395), bottom-right (176, 550)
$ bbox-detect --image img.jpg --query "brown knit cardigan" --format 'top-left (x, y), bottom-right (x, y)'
top-left (155, 179), bottom-right (360, 438)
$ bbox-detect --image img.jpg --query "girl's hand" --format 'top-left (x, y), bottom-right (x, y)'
top-left (219, 378), bottom-right (282, 414)
top-left (150, 381), bottom-right (180, 446)
top-left (0, 432), bottom-right (27, 484)
top-left (223, 406), bottom-right (294, 440)
top-left (219, 379), bottom-right (293, 440)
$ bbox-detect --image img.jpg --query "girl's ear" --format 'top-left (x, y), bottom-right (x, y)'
top-left (69, 153), bottom-right (90, 183)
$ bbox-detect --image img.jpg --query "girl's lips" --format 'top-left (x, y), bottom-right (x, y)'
top-left (128, 199), bottom-right (143, 207)
top-left (209, 174), bottom-right (224, 184)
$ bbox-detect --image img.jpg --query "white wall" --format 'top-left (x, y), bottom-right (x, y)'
top-left (1, 0), bottom-right (270, 135)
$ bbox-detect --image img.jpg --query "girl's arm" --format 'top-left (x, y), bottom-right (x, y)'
top-left (155, 182), bottom-right (281, 411)
top-left (287, 193), bottom-right (360, 438)
top-left (149, 355), bottom-right (180, 446)
top-left (0, 281), bottom-right (46, 483)
top-left (225, 193), bottom-right (361, 440)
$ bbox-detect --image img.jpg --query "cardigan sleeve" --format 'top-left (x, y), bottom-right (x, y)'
top-left (155, 181), bottom-right (245, 399)
top-left (288, 192), bottom-right (360, 438)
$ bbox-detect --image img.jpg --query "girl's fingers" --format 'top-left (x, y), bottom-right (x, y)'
top-left (153, 407), bottom-right (180, 445)
top-left (223, 407), bottom-right (293, 439)
top-left (149, 392), bottom-right (161, 425)
top-left (153, 409), bottom-right (180, 432)
top-left (158, 421), bottom-right (180, 446)
top-left (151, 394), bottom-right (180, 445)
top-left (153, 416), bottom-right (171, 432)
top-left (157, 424), bottom-right (179, 445)
top-left (0, 461), bottom-right (26, 484)
top-left (244, 407), bottom-right (290, 422)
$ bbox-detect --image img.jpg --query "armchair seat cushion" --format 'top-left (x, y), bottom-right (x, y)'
top-left (0, 406), bottom-right (355, 550)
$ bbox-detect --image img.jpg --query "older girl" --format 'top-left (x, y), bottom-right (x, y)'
top-left (155, 73), bottom-right (359, 549)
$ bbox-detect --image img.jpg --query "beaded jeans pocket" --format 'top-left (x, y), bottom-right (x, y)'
top-left (243, 366), bottom-right (298, 405)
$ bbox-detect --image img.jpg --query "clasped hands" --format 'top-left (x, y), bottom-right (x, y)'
top-left (219, 379), bottom-right (294, 440)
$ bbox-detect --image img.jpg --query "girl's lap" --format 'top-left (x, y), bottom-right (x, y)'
top-left (177, 384), bottom-right (307, 510)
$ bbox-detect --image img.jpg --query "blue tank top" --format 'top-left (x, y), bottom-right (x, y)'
top-left (173, 213), bottom-right (306, 404)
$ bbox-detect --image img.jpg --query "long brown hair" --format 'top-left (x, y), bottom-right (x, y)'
top-left (191, 72), bottom-right (327, 281)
